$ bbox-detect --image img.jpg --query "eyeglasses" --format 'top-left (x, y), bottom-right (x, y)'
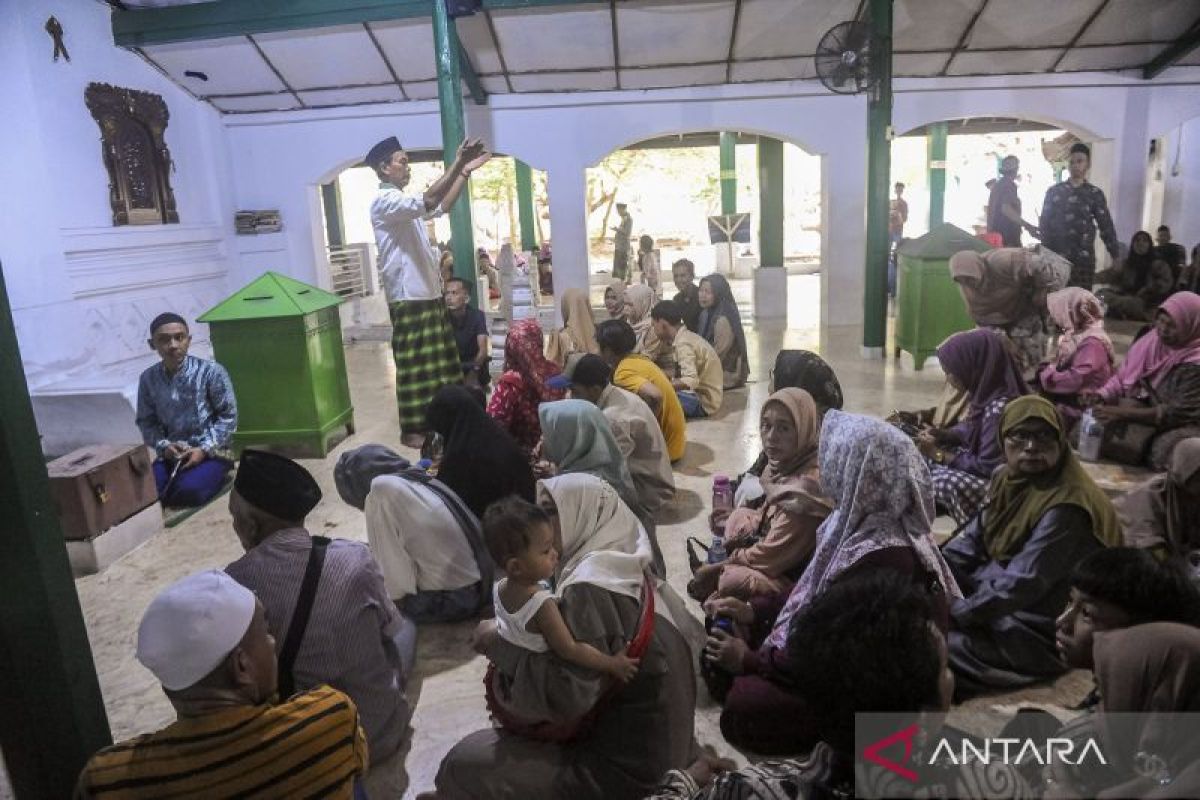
top-left (1003, 429), bottom-right (1058, 448)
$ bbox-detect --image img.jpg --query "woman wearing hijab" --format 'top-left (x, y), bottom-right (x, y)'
top-left (702, 412), bottom-right (958, 754)
top-left (688, 389), bottom-right (831, 606)
top-left (545, 288), bottom-right (598, 368)
top-left (428, 384), bottom-right (536, 518)
top-left (486, 319), bottom-right (566, 457)
top-left (624, 283), bottom-right (674, 373)
top-left (915, 328), bottom-right (1030, 524)
top-left (604, 279), bottom-right (626, 320)
top-left (949, 246), bottom-right (1071, 374)
top-left (698, 274), bottom-right (749, 389)
top-left (942, 396), bottom-right (1120, 697)
top-left (1037, 287), bottom-right (1115, 425)
top-left (1098, 230), bottom-right (1157, 319)
top-left (1048, 623), bottom-right (1200, 799)
top-left (334, 443), bottom-right (492, 624)
top-left (432, 473), bottom-right (702, 800)
top-left (1087, 291), bottom-right (1200, 469)
top-left (1117, 437), bottom-right (1200, 566)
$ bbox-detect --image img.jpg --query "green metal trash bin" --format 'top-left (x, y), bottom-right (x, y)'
top-left (198, 271), bottom-right (354, 457)
top-left (894, 223), bottom-right (988, 370)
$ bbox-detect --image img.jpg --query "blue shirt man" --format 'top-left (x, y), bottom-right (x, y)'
top-left (135, 312), bottom-right (237, 507)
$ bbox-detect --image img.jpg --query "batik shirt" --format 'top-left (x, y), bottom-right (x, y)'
top-left (1038, 181), bottom-right (1119, 269)
top-left (136, 355), bottom-right (237, 459)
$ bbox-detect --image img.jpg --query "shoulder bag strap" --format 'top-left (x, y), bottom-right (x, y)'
top-left (277, 535), bottom-right (330, 699)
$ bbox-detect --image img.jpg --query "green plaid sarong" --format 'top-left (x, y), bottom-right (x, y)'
top-left (389, 299), bottom-right (461, 435)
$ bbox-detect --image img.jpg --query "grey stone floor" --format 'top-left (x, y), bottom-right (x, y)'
top-left (49, 315), bottom-right (1094, 799)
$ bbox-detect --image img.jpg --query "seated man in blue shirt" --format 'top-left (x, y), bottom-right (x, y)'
top-left (136, 312), bottom-right (237, 507)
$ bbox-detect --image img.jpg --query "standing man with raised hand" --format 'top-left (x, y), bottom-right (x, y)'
top-left (367, 134), bottom-right (491, 448)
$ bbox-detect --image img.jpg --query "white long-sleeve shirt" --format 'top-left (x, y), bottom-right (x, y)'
top-left (370, 183), bottom-right (443, 303)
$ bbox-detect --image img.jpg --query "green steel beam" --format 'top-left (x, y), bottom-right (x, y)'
top-left (863, 0), bottom-right (893, 353)
top-left (515, 160), bottom-right (539, 253)
top-left (113, 0), bottom-right (605, 48)
top-left (1143, 18), bottom-right (1200, 79)
top-left (926, 121), bottom-right (947, 229)
top-left (0, 263), bottom-right (112, 799)
top-left (757, 136), bottom-right (784, 269)
top-left (719, 131), bottom-right (737, 216)
top-left (433, 0), bottom-right (478, 295)
top-left (458, 42), bottom-right (488, 106)
top-left (320, 181), bottom-right (344, 248)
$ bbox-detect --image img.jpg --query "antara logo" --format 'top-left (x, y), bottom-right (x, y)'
top-left (929, 737), bottom-right (1108, 767)
top-left (862, 725), bottom-right (1108, 783)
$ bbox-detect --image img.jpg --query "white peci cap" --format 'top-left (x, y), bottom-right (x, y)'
top-left (136, 570), bottom-right (257, 691)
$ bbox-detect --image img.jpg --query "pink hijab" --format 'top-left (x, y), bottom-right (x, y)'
top-left (1046, 288), bottom-right (1113, 364)
top-left (1107, 292), bottom-right (1200, 394)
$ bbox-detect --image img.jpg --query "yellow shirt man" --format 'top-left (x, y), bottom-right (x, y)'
top-left (614, 354), bottom-right (686, 462)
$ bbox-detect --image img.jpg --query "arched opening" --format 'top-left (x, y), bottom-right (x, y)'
top-left (584, 131), bottom-right (823, 332)
top-left (891, 117), bottom-right (1081, 242)
top-left (1145, 113), bottom-right (1200, 255)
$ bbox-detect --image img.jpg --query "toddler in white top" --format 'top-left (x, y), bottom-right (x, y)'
top-left (483, 496), bottom-right (639, 681)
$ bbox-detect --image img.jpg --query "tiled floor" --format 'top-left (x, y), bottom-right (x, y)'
top-left (55, 304), bottom-right (1095, 798)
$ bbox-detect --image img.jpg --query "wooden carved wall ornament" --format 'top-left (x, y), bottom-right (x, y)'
top-left (85, 83), bottom-right (179, 226)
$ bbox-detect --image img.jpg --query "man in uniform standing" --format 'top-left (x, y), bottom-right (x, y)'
top-left (612, 202), bottom-right (633, 282)
top-left (366, 135), bottom-right (490, 448)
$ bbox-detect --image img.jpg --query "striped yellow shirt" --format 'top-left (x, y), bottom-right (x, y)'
top-left (76, 685), bottom-right (367, 799)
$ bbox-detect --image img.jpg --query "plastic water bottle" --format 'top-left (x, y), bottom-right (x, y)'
top-left (712, 474), bottom-right (733, 513)
top-left (1077, 409), bottom-right (1104, 462)
top-left (416, 458), bottom-right (433, 472)
top-left (708, 534), bottom-right (727, 565)
top-left (713, 617), bottom-right (735, 635)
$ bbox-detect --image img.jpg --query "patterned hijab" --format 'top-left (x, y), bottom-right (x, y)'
top-left (500, 319), bottom-right (564, 404)
top-left (1046, 287), bottom-right (1113, 364)
top-left (1108, 291), bottom-right (1200, 392)
top-left (981, 396), bottom-right (1120, 561)
top-left (936, 328), bottom-right (1029, 413)
top-left (538, 399), bottom-right (638, 514)
top-left (545, 288), bottom-right (598, 367)
top-left (697, 274), bottom-right (748, 366)
top-left (765, 411), bottom-right (960, 651)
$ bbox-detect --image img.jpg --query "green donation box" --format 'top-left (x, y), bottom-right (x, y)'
top-left (894, 223), bottom-right (988, 370)
top-left (198, 272), bottom-right (354, 457)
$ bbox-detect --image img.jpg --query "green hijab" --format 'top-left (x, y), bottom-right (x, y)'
top-left (982, 396), bottom-right (1121, 560)
top-left (538, 399), bottom-right (640, 515)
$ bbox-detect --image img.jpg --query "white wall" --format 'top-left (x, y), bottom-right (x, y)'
top-left (1159, 116), bottom-right (1200, 253)
top-left (224, 69), bottom-right (1200, 330)
top-left (0, 0), bottom-right (237, 394)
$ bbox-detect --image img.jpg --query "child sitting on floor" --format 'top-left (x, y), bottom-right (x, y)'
top-left (482, 496), bottom-right (639, 682)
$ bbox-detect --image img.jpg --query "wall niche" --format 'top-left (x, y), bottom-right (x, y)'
top-left (85, 82), bottom-right (179, 226)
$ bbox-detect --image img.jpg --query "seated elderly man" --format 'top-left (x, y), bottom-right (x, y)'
top-left (225, 450), bottom-right (411, 799)
top-left (74, 570), bottom-right (367, 798)
top-left (135, 312), bottom-right (237, 506)
top-left (550, 354), bottom-right (675, 517)
top-left (334, 444), bottom-right (493, 624)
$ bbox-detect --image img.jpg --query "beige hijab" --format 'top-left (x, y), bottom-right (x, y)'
top-left (545, 288), bottom-right (598, 367)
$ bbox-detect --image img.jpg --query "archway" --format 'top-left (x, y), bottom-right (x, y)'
top-left (584, 131), bottom-right (822, 331)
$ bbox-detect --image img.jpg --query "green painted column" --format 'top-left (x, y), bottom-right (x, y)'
top-left (320, 181), bottom-right (344, 248)
top-left (515, 160), bottom-right (538, 253)
top-left (719, 131), bottom-right (737, 215)
top-left (0, 264), bottom-right (111, 798)
top-left (927, 121), bottom-right (948, 228)
top-left (432, 0), bottom-right (477, 295)
top-left (863, 0), bottom-right (894, 354)
top-left (757, 136), bottom-right (784, 269)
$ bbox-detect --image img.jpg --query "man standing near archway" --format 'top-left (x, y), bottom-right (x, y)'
top-left (1037, 143), bottom-right (1119, 289)
top-left (365, 135), bottom-right (491, 448)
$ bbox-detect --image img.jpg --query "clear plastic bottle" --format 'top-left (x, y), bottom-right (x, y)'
top-left (1077, 409), bottom-right (1104, 462)
top-left (710, 475), bottom-right (733, 563)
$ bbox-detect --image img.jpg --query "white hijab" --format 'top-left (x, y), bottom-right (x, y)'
top-left (539, 474), bottom-right (701, 647)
